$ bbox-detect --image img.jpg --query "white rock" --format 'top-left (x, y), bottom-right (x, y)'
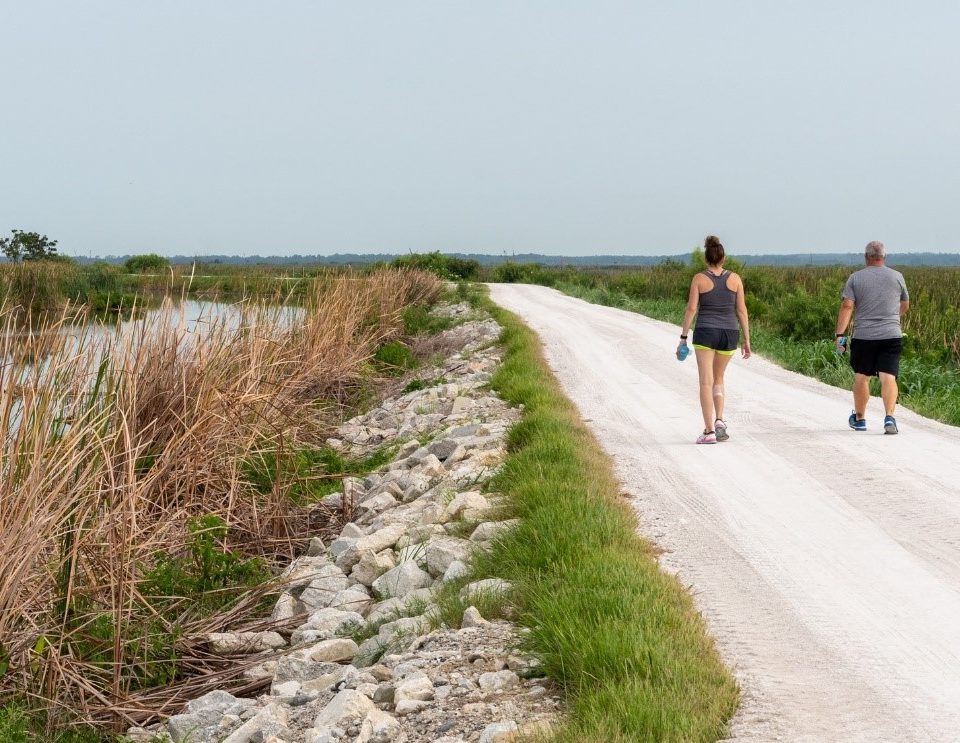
top-left (301, 607), bottom-right (364, 633)
top-left (299, 565), bottom-right (352, 610)
top-left (357, 708), bottom-right (403, 743)
top-left (282, 555), bottom-right (334, 587)
top-left (394, 698), bottom-right (431, 715)
top-left (308, 638), bottom-right (359, 662)
top-left (205, 631), bottom-right (286, 654)
top-left (478, 670), bottom-right (520, 692)
top-left (451, 396), bottom-right (474, 414)
top-left (445, 491), bottom-right (490, 520)
top-left (459, 578), bottom-right (512, 602)
top-left (306, 537), bottom-right (326, 556)
top-left (319, 491), bottom-right (342, 510)
top-left (425, 537), bottom-right (473, 577)
top-left (336, 523), bottom-right (407, 571)
top-left (328, 588), bottom-right (374, 615)
top-left (357, 492), bottom-right (399, 520)
top-left (270, 592), bottom-right (300, 622)
top-left (272, 652), bottom-right (342, 684)
top-left (470, 520), bottom-right (519, 543)
top-left (220, 703), bottom-right (288, 743)
top-left (394, 671), bottom-right (434, 701)
top-left (372, 561), bottom-right (433, 599)
top-left (414, 453), bottom-right (446, 478)
top-left (341, 522), bottom-right (366, 539)
top-left (461, 606), bottom-right (488, 628)
top-left (271, 680), bottom-right (302, 697)
top-left (377, 615), bottom-right (429, 643)
top-left (441, 560), bottom-right (470, 583)
top-left (313, 689), bottom-right (376, 729)
top-left (351, 550), bottom-right (397, 586)
top-left (328, 536), bottom-right (359, 559)
top-left (479, 720), bottom-right (519, 743)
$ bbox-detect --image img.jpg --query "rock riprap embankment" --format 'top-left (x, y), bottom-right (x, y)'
top-left (126, 309), bottom-right (562, 743)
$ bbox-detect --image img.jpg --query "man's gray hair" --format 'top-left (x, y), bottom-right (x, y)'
top-left (865, 240), bottom-right (885, 260)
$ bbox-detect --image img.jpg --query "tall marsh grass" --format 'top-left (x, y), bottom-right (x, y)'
top-left (0, 269), bottom-right (440, 731)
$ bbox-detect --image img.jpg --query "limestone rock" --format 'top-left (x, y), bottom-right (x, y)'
top-left (350, 550), bottom-right (397, 586)
top-left (308, 638), bottom-right (359, 663)
top-left (312, 689), bottom-right (376, 730)
top-left (470, 520), bottom-right (519, 543)
top-left (461, 606), bottom-right (489, 628)
top-left (372, 561), bottom-right (433, 599)
top-left (205, 631), bottom-right (286, 654)
top-left (357, 709), bottom-right (403, 743)
top-left (459, 578), bottom-right (512, 602)
top-left (299, 565), bottom-right (351, 611)
top-left (445, 491), bottom-right (490, 520)
top-left (479, 720), bottom-right (519, 743)
top-left (424, 537), bottom-right (473, 577)
top-left (478, 670), bottom-right (520, 692)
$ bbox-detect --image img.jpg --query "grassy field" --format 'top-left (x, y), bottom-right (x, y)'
top-left (474, 288), bottom-right (739, 741)
top-left (0, 268), bottom-right (442, 738)
top-left (485, 258), bottom-right (960, 426)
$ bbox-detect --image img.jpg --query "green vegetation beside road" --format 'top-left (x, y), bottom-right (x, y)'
top-left (476, 289), bottom-right (738, 742)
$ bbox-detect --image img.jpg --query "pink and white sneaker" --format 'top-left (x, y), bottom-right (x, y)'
top-left (696, 430), bottom-right (717, 444)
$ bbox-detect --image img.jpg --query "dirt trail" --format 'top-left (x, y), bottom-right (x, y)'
top-left (490, 283), bottom-right (960, 743)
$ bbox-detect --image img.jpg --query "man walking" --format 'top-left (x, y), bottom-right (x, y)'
top-left (835, 241), bottom-right (910, 434)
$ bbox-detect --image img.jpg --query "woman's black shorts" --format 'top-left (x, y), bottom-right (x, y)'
top-left (849, 337), bottom-right (902, 377)
top-left (692, 327), bottom-right (739, 354)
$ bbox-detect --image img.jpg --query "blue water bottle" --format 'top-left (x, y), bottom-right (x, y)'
top-left (677, 341), bottom-right (690, 361)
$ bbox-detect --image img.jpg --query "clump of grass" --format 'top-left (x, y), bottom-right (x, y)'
top-left (374, 340), bottom-right (416, 374)
top-left (401, 376), bottom-right (448, 394)
top-left (401, 303), bottom-right (455, 336)
top-left (476, 291), bottom-right (738, 742)
top-left (0, 703), bottom-right (101, 743)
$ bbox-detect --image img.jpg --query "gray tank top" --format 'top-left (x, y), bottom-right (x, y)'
top-left (696, 270), bottom-right (738, 330)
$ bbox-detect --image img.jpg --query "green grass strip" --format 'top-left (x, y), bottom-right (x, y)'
top-left (478, 292), bottom-right (738, 742)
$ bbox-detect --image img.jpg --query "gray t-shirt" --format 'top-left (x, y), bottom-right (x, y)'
top-left (842, 265), bottom-right (909, 340)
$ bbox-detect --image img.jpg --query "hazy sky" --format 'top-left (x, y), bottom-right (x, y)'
top-left (2, 2), bottom-right (959, 257)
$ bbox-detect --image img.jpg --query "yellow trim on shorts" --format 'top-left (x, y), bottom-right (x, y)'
top-left (692, 344), bottom-right (736, 356)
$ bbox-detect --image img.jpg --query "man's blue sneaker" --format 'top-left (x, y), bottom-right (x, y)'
top-left (884, 415), bottom-right (898, 435)
top-left (848, 411), bottom-right (866, 431)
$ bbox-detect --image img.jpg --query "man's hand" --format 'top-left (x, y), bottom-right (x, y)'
top-left (835, 335), bottom-right (848, 354)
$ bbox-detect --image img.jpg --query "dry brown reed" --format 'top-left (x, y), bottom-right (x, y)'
top-left (0, 268), bottom-right (440, 729)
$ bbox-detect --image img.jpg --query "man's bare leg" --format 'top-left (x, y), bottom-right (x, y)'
top-left (853, 373), bottom-right (871, 420)
top-left (879, 372), bottom-right (898, 416)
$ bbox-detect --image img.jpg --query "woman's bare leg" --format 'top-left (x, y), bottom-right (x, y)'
top-left (712, 352), bottom-right (735, 422)
top-left (695, 348), bottom-right (716, 430)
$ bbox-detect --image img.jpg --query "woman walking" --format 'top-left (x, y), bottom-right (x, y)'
top-left (677, 235), bottom-right (751, 443)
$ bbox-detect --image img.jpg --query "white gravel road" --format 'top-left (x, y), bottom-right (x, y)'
top-left (490, 283), bottom-right (960, 743)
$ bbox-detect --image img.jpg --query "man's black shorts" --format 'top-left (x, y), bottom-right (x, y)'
top-left (850, 337), bottom-right (903, 377)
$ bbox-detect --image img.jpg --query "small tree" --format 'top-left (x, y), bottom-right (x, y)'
top-left (0, 230), bottom-right (59, 261)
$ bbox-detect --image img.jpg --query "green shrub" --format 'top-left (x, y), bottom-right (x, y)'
top-left (771, 289), bottom-right (835, 341)
top-left (374, 341), bottom-right (415, 373)
top-left (124, 253), bottom-right (170, 273)
top-left (402, 304), bottom-right (454, 336)
top-left (391, 252), bottom-right (480, 280)
top-left (143, 515), bottom-right (268, 612)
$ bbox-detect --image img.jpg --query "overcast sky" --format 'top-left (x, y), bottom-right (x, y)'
top-left (2, 1), bottom-right (959, 257)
